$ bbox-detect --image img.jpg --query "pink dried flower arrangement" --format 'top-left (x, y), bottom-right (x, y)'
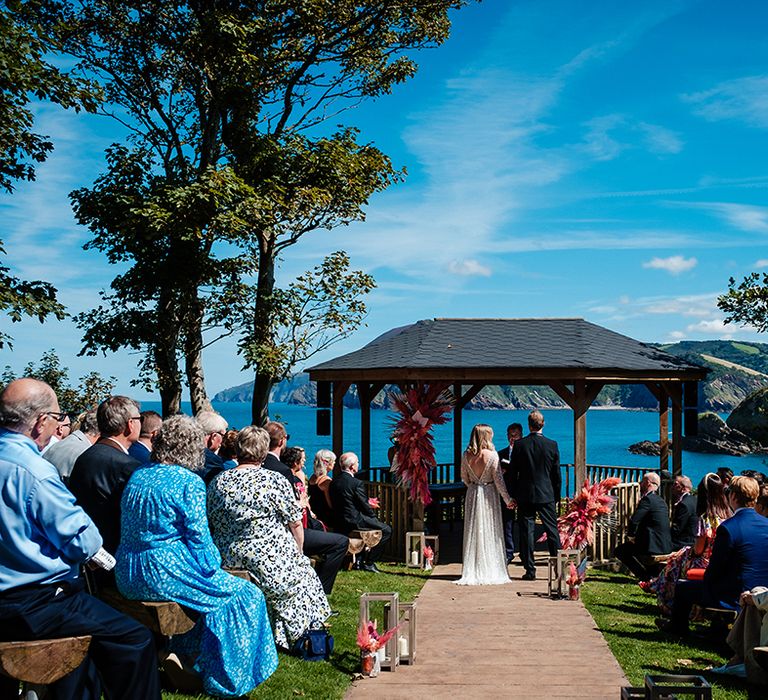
top-left (557, 477), bottom-right (621, 550)
top-left (356, 619), bottom-right (399, 654)
top-left (423, 545), bottom-right (434, 562)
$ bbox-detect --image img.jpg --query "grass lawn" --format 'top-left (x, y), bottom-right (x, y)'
top-left (162, 562), bottom-right (430, 700)
top-left (581, 569), bottom-right (764, 700)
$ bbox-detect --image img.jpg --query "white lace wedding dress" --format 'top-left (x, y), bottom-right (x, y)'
top-left (455, 450), bottom-right (512, 586)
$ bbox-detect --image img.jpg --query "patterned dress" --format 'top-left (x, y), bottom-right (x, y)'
top-left (207, 466), bottom-right (331, 648)
top-left (115, 463), bottom-right (278, 698)
top-left (651, 514), bottom-right (722, 616)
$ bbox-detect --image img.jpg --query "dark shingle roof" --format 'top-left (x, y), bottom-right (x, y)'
top-left (307, 318), bottom-right (706, 376)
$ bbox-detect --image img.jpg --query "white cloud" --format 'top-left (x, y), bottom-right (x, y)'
top-left (579, 115), bottom-right (683, 162)
top-left (581, 114), bottom-right (626, 161)
top-left (668, 330), bottom-right (686, 340)
top-left (446, 259), bottom-right (492, 277)
top-left (686, 319), bottom-right (734, 336)
top-left (642, 255), bottom-right (698, 274)
top-left (690, 202), bottom-right (768, 234)
top-left (638, 122), bottom-right (683, 154)
top-left (755, 259), bottom-right (768, 268)
top-left (684, 75), bottom-right (768, 129)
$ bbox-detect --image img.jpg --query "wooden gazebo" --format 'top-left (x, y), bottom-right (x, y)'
top-left (307, 318), bottom-right (708, 485)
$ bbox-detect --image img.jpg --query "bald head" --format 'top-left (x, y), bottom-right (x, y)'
top-left (0, 378), bottom-right (60, 448)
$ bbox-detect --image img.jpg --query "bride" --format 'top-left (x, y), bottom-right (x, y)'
top-left (456, 424), bottom-right (515, 586)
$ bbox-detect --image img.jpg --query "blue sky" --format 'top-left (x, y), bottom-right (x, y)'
top-left (3, 0), bottom-right (768, 400)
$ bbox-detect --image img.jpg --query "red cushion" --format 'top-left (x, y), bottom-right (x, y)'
top-left (686, 568), bottom-right (705, 581)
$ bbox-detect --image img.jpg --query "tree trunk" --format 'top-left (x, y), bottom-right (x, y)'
top-left (154, 290), bottom-right (182, 417)
top-left (251, 243), bottom-right (276, 425)
top-left (184, 298), bottom-right (212, 415)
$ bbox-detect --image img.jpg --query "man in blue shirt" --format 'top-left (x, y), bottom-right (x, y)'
top-left (0, 378), bottom-right (160, 700)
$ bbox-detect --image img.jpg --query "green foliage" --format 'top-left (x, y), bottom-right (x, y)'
top-left (582, 569), bottom-right (750, 699)
top-left (237, 251), bottom-right (376, 381)
top-left (718, 273), bottom-right (768, 334)
top-left (2, 350), bottom-right (116, 412)
top-left (731, 341), bottom-right (760, 355)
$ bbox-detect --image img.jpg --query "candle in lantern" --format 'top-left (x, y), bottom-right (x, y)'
top-left (410, 550), bottom-right (419, 566)
top-left (398, 634), bottom-right (409, 658)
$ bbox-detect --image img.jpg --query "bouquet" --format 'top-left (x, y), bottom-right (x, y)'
top-left (557, 477), bottom-right (621, 550)
top-left (566, 559), bottom-right (589, 600)
top-left (356, 619), bottom-right (399, 654)
top-left (423, 545), bottom-right (434, 570)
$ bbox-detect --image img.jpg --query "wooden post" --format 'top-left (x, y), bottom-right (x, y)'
top-left (331, 381), bottom-right (350, 459)
top-left (573, 382), bottom-right (587, 488)
top-left (453, 383), bottom-right (463, 480)
top-left (659, 385), bottom-right (669, 473)
top-left (668, 384), bottom-right (683, 477)
top-left (360, 383), bottom-right (371, 470)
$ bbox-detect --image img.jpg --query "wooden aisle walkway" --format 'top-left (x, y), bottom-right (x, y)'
top-left (345, 560), bottom-right (627, 699)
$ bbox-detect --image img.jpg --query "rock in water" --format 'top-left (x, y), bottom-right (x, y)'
top-left (628, 440), bottom-right (662, 456)
top-left (727, 387), bottom-right (768, 447)
top-left (683, 412), bottom-right (762, 455)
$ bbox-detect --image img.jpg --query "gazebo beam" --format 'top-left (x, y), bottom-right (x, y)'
top-left (667, 384), bottom-right (684, 477)
top-left (452, 383), bottom-right (487, 474)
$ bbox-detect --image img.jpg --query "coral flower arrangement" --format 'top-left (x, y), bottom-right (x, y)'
top-left (389, 383), bottom-right (454, 506)
top-left (356, 620), bottom-right (399, 654)
top-left (557, 477), bottom-right (621, 550)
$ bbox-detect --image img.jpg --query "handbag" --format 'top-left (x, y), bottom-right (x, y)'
top-left (292, 620), bottom-right (334, 661)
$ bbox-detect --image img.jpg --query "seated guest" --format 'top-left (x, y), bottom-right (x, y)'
top-left (197, 410), bottom-right (228, 485)
top-left (329, 451), bottom-right (392, 572)
top-left (309, 449), bottom-right (336, 527)
top-left (671, 475), bottom-right (697, 549)
top-left (43, 408), bottom-right (99, 481)
top-left (717, 467), bottom-right (734, 488)
top-left (69, 396), bottom-right (142, 557)
top-left (757, 484), bottom-right (768, 517)
top-left (645, 473), bottom-right (732, 615)
top-left (658, 476), bottom-right (768, 635)
top-left (128, 410), bottom-right (162, 464)
top-left (614, 472), bottom-right (672, 580)
top-left (219, 429), bottom-right (240, 470)
top-left (116, 416), bottom-right (277, 697)
top-left (0, 379), bottom-right (160, 700)
top-left (715, 586), bottom-right (768, 682)
top-left (264, 422), bottom-right (348, 594)
top-left (207, 426), bottom-right (331, 649)
top-left (282, 446), bottom-right (308, 488)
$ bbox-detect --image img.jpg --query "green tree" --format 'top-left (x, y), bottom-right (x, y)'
top-left (35, 0), bottom-right (472, 422)
top-left (0, 3), bottom-right (97, 347)
top-left (2, 349), bottom-right (115, 412)
top-left (718, 273), bottom-right (768, 333)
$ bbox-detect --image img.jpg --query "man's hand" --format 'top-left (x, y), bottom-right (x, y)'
top-left (740, 590), bottom-right (755, 607)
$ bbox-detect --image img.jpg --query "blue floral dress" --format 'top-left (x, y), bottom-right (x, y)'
top-left (207, 466), bottom-right (331, 648)
top-left (115, 463), bottom-right (278, 697)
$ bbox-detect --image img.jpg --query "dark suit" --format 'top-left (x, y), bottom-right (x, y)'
top-left (670, 507), bottom-right (768, 632)
top-left (614, 490), bottom-right (672, 579)
top-left (69, 440), bottom-right (140, 556)
top-left (264, 452), bottom-right (348, 593)
top-left (497, 445), bottom-right (516, 563)
top-left (329, 470), bottom-right (391, 564)
top-left (202, 448), bottom-right (225, 485)
top-left (671, 492), bottom-right (697, 549)
top-left (509, 432), bottom-right (561, 577)
top-left (127, 440), bottom-right (151, 465)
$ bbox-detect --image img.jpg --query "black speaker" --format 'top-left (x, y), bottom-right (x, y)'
top-left (683, 381), bottom-right (699, 409)
top-left (316, 408), bottom-right (330, 436)
top-left (317, 382), bottom-right (331, 408)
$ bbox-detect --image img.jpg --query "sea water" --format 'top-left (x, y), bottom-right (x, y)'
top-left (143, 401), bottom-right (767, 488)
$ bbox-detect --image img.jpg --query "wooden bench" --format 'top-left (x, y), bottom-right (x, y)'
top-left (0, 636), bottom-right (91, 693)
top-left (99, 588), bottom-right (197, 636)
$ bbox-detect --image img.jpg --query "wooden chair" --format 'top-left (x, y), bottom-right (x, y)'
top-left (0, 636), bottom-right (91, 699)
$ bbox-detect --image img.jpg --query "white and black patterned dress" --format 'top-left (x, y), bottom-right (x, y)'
top-left (207, 465), bottom-right (331, 648)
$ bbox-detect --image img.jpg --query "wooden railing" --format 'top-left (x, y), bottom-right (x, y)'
top-left (362, 481), bottom-right (414, 561)
top-left (590, 481), bottom-right (641, 564)
top-left (358, 462), bottom-right (652, 565)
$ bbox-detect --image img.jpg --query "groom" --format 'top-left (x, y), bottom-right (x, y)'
top-left (509, 410), bottom-right (562, 580)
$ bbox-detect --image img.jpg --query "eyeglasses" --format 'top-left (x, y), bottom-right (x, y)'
top-left (43, 411), bottom-right (69, 423)
top-left (129, 416), bottom-right (142, 422)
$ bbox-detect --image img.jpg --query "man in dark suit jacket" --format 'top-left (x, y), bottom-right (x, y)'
top-left (196, 410), bottom-right (228, 485)
top-left (263, 421), bottom-right (348, 593)
top-left (509, 410), bottom-right (561, 580)
top-left (330, 452), bottom-right (392, 572)
top-left (498, 422), bottom-right (522, 564)
top-left (614, 472), bottom-right (672, 580)
top-left (661, 476), bottom-right (768, 635)
top-left (69, 396), bottom-right (142, 559)
top-left (671, 475), bottom-right (698, 549)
